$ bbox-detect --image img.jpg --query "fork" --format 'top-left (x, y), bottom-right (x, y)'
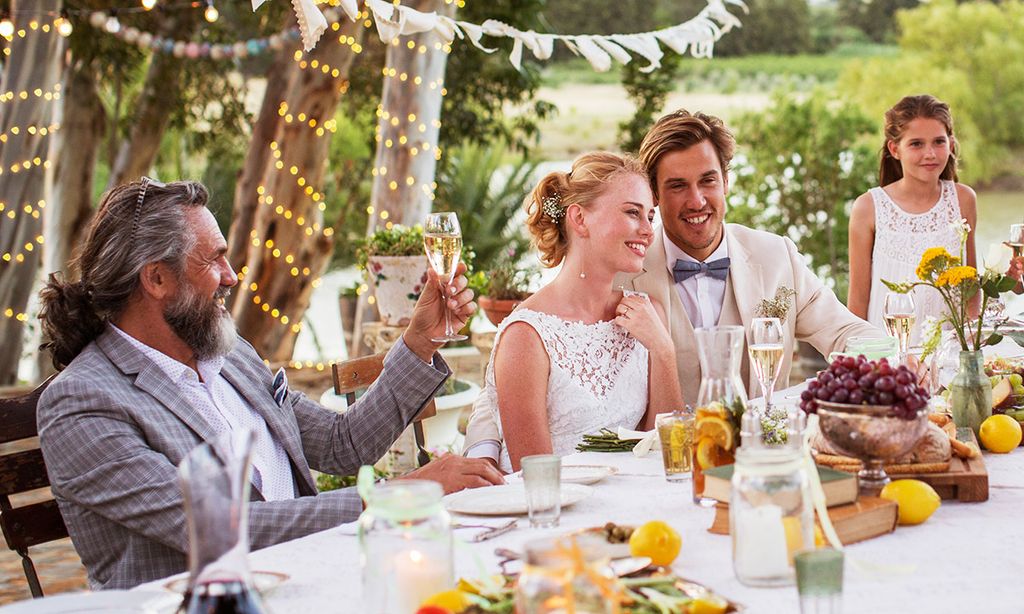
top-left (453, 519), bottom-right (518, 542)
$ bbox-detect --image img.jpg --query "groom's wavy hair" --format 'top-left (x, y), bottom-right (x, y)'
top-left (879, 94), bottom-right (959, 187)
top-left (525, 151), bottom-right (646, 268)
top-left (639, 109), bottom-right (735, 198)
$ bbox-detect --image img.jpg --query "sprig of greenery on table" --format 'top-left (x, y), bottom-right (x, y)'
top-left (459, 574), bottom-right (721, 613)
top-left (576, 428), bottom-right (639, 453)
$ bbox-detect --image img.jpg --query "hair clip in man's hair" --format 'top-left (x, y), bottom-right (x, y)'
top-left (542, 193), bottom-right (565, 222)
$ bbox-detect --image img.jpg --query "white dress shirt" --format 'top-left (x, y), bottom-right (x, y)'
top-left (110, 325), bottom-right (295, 501)
top-left (662, 228), bottom-right (729, 329)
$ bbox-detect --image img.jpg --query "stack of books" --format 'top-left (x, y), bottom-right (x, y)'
top-left (703, 464), bottom-right (898, 545)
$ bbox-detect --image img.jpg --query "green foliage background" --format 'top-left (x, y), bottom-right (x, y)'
top-left (838, 0), bottom-right (1024, 184)
top-left (728, 91), bottom-right (879, 302)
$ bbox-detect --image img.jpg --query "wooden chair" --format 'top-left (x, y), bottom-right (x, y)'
top-left (0, 375), bottom-right (67, 598)
top-left (332, 353), bottom-right (436, 468)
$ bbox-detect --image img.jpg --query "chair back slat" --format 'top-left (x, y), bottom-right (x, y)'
top-left (0, 375), bottom-right (70, 564)
top-left (0, 449), bottom-right (50, 495)
top-left (0, 499), bottom-right (67, 551)
top-left (331, 354), bottom-right (436, 422)
top-left (0, 378), bottom-right (52, 444)
top-left (332, 353), bottom-right (386, 394)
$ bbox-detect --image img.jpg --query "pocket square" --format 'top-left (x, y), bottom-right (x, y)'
top-left (272, 368), bottom-right (289, 406)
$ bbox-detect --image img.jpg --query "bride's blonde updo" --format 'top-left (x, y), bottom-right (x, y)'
top-left (525, 151), bottom-right (646, 267)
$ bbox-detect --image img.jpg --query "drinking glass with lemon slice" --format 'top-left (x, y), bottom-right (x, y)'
top-left (656, 411), bottom-right (694, 481)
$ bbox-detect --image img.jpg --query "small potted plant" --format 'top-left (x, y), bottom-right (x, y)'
top-left (476, 247), bottom-right (536, 326)
top-left (356, 224), bottom-right (427, 326)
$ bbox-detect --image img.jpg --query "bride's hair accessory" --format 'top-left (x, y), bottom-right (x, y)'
top-left (541, 192), bottom-right (565, 222)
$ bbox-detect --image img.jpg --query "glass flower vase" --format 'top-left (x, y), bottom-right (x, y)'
top-left (949, 350), bottom-right (992, 438)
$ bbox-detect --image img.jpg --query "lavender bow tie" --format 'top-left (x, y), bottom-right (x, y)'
top-left (673, 257), bottom-right (731, 282)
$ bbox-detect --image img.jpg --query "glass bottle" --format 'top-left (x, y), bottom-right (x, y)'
top-left (178, 429), bottom-right (267, 614)
top-left (359, 472), bottom-right (453, 614)
top-left (692, 325), bottom-right (747, 505)
top-left (730, 411), bottom-right (813, 587)
top-left (515, 535), bottom-right (617, 614)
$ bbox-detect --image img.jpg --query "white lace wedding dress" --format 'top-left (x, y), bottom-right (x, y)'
top-left (866, 180), bottom-right (963, 346)
top-left (476, 308), bottom-right (649, 473)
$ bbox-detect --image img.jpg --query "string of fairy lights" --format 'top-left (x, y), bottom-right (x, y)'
top-left (0, 1), bottom-right (457, 350)
top-left (0, 8), bottom-right (64, 324)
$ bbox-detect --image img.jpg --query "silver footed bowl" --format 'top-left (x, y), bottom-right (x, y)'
top-left (815, 401), bottom-right (929, 494)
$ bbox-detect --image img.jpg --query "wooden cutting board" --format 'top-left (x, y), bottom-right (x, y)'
top-left (816, 429), bottom-right (988, 502)
top-left (911, 428), bottom-right (988, 502)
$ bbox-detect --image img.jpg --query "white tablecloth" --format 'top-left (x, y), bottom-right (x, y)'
top-left (138, 446), bottom-right (1024, 614)
top-left (139, 341), bottom-right (1024, 613)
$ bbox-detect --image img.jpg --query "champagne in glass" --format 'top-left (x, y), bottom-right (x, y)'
top-left (1009, 223), bottom-right (1024, 258)
top-left (883, 291), bottom-right (916, 365)
top-left (748, 317), bottom-right (784, 414)
top-left (423, 212), bottom-right (467, 343)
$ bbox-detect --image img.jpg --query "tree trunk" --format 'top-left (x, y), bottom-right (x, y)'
top-left (0, 0), bottom-right (65, 384)
top-left (46, 56), bottom-right (104, 281)
top-left (226, 42), bottom-right (298, 279)
top-left (33, 55), bottom-right (106, 380)
top-left (367, 0), bottom-right (455, 229)
top-left (105, 11), bottom-right (197, 188)
top-left (230, 20), bottom-right (364, 361)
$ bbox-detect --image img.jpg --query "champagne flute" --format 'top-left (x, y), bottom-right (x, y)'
top-left (1009, 223), bottom-right (1024, 258)
top-left (423, 212), bottom-right (468, 343)
top-left (748, 317), bottom-right (785, 414)
top-left (883, 291), bottom-right (916, 365)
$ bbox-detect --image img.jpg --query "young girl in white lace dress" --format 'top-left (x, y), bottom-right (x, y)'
top-left (478, 152), bottom-right (684, 472)
top-left (848, 94), bottom-right (978, 346)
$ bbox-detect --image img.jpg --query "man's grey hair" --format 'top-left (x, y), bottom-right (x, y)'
top-left (39, 179), bottom-right (210, 369)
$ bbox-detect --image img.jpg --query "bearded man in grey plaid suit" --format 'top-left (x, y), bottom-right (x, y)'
top-left (36, 178), bottom-right (503, 590)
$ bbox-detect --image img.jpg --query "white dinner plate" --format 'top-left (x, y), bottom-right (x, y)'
top-left (163, 570), bottom-right (289, 595)
top-left (445, 483), bottom-right (593, 516)
top-left (560, 464), bottom-right (618, 485)
top-left (0, 590), bottom-right (181, 614)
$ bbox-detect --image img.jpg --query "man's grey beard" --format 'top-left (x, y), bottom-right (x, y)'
top-left (164, 284), bottom-right (236, 360)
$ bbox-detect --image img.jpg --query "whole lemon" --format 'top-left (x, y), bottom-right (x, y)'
top-left (880, 479), bottom-right (940, 525)
top-left (979, 414), bottom-right (1022, 453)
top-left (628, 520), bottom-right (682, 566)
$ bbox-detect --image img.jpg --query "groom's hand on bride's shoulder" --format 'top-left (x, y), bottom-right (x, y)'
top-left (614, 293), bottom-right (673, 357)
top-left (399, 453), bottom-right (504, 494)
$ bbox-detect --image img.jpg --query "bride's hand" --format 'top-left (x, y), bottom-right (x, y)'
top-left (614, 293), bottom-right (672, 355)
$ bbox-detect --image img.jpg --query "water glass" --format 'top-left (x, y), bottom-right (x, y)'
top-left (522, 455), bottom-right (561, 528)
top-left (795, 548), bottom-right (843, 614)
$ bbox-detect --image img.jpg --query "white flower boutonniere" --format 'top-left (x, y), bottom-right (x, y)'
top-left (755, 286), bottom-right (796, 322)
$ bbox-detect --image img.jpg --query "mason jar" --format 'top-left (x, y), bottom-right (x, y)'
top-left (515, 536), bottom-right (617, 614)
top-left (730, 441), bottom-right (813, 587)
top-left (359, 480), bottom-right (452, 613)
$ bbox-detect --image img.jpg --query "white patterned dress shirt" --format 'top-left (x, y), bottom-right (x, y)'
top-left (110, 325), bottom-right (295, 501)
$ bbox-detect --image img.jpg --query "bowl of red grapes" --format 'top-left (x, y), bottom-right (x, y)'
top-left (800, 355), bottom-right (930, 420)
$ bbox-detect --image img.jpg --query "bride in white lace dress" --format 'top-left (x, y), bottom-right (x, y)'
top-left (470, 152), bottom-right (683, 473)
top-left (848, 94), bottom-right (978, 346)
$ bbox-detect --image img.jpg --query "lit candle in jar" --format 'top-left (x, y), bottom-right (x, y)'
top-left (734, 504), bottom-right (790, 579)
top-left (394, 549), bottom-right (450, 612)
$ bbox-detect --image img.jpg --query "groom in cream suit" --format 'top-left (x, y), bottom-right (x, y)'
top-left (464, 109), bottom-right (881, 460)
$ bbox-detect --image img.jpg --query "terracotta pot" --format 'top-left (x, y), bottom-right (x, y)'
top-left (478, 295), bottom-right (529, 327)
top-left (366, 255), bottom-right (428, 326)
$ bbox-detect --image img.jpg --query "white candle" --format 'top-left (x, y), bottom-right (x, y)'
top-left (394, 549), bottom-right (450, 613)
top-left (734, 504), bottom-right (790, 579)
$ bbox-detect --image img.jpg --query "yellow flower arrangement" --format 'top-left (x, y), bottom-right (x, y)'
top-left (885, 222), bottom-right (1021, 353)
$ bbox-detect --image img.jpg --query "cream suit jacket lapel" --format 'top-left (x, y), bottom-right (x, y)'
top-left (624, 231), bottom-right (701, 405)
